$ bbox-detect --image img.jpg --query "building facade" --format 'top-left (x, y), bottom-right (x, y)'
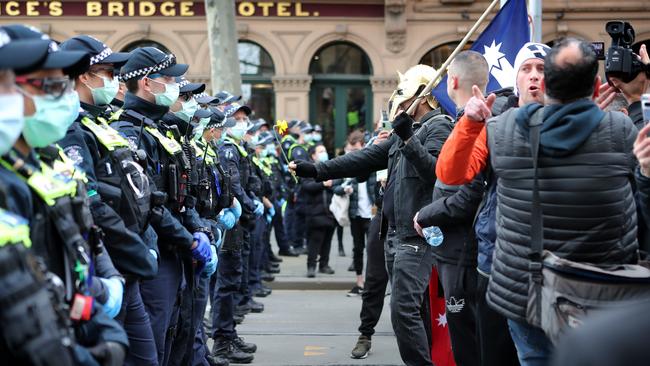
top-left (2, 0), bottom-right (649, 150)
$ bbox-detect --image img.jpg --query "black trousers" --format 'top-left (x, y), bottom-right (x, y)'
top-left (306, 225), bottom-right (335, 269)
top-left (358, 214), bottom-right (388, 337)
top-left (350, 217), bottom-right (371, 275)
top-left (476, 272), bottom-right (520, 366)
top-left (436, 260), bottom-right (480, 366)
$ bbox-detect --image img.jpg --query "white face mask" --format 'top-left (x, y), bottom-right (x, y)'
top-left (149, 78), bottom-right (180, 106)
top-left (0, 93), bottom-right (25, 155)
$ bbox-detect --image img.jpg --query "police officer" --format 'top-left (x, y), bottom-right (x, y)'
top-left (57, 35), bottom-right (160, 365)
top-left (193, 109), bottom-right (242, 366)
top-left (162, 76), bottom-right (220, 366)
top-left (110, 47), bottom-right (213, 366)
top-left (212, 114), bottom-right (261, 364)
top-left (1, 24), bottom-right (128, 365)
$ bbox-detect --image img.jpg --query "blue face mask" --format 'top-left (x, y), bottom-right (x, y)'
top-left (265, 144), bottom-right (277, 157)
top-left (0, 93), bottom-right (25, 155)
top-left (193, 117), bottom-right (210, 141)
top-left (173, 98), bottom-right (198, 122)
top-left (313, 133), bottom-right (322, 142)
top-left (228, 122), bottom-right (248, 140)
top-left (317, 151), bottom-right (329, 162)
top-left (22, 90), bottom-right (80, 148)
top-left (150, 78), bottom-right (179, 107)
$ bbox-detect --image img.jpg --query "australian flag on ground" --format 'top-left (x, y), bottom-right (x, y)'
top-left (432, 0), bottom-right (530, 116)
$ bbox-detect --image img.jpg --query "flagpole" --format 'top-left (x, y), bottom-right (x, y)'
top-left (406, 0), bottom-right (502, 115)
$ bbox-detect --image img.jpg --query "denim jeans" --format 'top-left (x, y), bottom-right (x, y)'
top-left (385, 229), bottom-right (435, 366)
top-left (507, 319), bottom-right (553, 366)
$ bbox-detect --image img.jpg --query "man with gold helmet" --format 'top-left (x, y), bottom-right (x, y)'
top-left (291, 64), bottom-right (454, 366)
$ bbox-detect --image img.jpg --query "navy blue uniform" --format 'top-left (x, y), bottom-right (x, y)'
top-left (111, 93), bottom-right (194, 366)
top-left (57, 101), bottom-right (160, 366)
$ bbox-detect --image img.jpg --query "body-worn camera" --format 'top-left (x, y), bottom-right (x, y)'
top-left (605, 21), bottom-right (650, 83)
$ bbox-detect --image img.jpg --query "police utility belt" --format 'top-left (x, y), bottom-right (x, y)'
top-left (2, 149), bottom-right (99, 323)
top-left (194, 139), bottom-right (233, 218)
top-left (81, 114), bottom-right (153, 234)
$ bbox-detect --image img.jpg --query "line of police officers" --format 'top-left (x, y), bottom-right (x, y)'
top-left (0, 24), bottom-right (318, 366)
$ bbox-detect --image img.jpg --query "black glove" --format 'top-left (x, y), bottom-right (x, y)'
top-left (88, 342), bottom-right (126, 366)
top-left (294, 161), bottom-right (317, 178)
top-left (392, 112), bottom-right (414, 141)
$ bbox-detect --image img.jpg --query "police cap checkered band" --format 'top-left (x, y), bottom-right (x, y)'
top-left (90, 47), bottom-right (113, 66)
top-left (120, 53), bottom-right (175, 81)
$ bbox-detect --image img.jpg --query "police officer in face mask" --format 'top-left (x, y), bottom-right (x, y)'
top-left (0, 24), bottom-right (128, 366)
top-left (110, 47), bottom-right (213, 366)
top-left (57, 35), bottom-right (161, 365)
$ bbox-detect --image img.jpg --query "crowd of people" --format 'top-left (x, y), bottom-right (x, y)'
top-left (2, 19), bottom-right (650, 366)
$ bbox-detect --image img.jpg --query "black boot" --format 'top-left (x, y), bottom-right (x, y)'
top-left (206, 354), bottom-right (230, 366)
top-left (269, 252), bottom-right (283, 263)
top-left (232, 336), bottom-right (257, 353)
top-left (212, 338), bottom-right (254, 364)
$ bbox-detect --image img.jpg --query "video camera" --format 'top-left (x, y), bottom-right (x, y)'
top-left (605, 21), bottom-right (650, 83)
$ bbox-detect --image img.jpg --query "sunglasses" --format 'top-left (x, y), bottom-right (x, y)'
top-left (14, 76), bottom-right (74, 100)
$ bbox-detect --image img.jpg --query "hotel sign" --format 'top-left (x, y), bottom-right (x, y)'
top-left (0, 1), bottom-right (383, 17)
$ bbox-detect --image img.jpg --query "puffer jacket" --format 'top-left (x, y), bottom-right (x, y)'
top-left (485, 106), bottom-right (639, 322)
top-left (301, 177), bottom-right (337, 229)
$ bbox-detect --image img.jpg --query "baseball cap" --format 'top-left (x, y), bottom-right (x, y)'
top-left (60, 35), bottom-right (130, 68)
top-left (223, 102), bottom-right (252, 118)
top-left (0, 26), bottom-right (50, 72)
top-left (176, 76), bottom-right (205, 94)
top-left (120, 47), bottom-right (188, 81)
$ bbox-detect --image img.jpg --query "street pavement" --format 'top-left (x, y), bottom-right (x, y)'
top-left (208, 226), bottom-right (404, 365)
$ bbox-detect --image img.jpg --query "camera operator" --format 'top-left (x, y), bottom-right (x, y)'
top-left (605, 43), bottom-right (649, 128)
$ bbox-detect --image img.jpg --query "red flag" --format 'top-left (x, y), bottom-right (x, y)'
top-left (429, 268), bottom-right (456, 366)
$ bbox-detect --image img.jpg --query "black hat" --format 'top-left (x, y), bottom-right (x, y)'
top-left (300, 121), bottom-right (314, 134)
top-left (223, 102), bottom-right (252, 118)
top-left (215, 90), bottom-right (241, 105)
top-left (0, 27), bottom-right (50, 72)
top-left (248, 118), bottom-right (270, 134)
top-left (207, 109), bottom-right (234, 129)
top-left (120, 47), bottom-right (188, 81)
top-left (288, 119), bottom-right (302, 129)
top-left (255, 131), bottom-right (274, 146)
top-left (196, 93), bottom-right (220, 105)
top-left (176, 76), bottom-right (205, 94)
top-left (2, 24), bottom-right (89, 76)
top-left (193, 107), bottom-right (212, 119)
top-left (59, 35), bottom-right (130, 68)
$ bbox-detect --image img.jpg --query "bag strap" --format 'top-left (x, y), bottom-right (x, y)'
top-left (527, 109), bottom-right (544, 323)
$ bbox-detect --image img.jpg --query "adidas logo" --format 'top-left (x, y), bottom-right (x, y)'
top-left (446, 297), bottom-right (465, 313)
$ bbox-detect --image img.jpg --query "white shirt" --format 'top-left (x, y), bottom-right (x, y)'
top-left (356, 181), bottom-right (372, 219)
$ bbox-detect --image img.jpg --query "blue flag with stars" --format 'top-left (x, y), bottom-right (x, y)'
top-left (432, 0), bottom-right (530, 116)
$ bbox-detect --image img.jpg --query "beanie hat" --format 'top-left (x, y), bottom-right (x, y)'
top-left (513, 42), bottom-right (550, 95)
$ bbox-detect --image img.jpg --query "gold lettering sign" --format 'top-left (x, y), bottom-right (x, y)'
top-left (236, 1), bottom-right (314, 17)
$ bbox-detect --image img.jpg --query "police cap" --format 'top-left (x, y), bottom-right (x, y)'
top-left (2, 24), bottom-right (89, 76)
top-left (59, 35), bottom-right (130, 68)
top-left (119, 47), bottom-right (188, 81)
top-left (223, 102), bottom-right (252, 118)
top-left (215, 90), bottom-right (241, 105)
top-left (175, 76), bottom-right (205, 94)
top-left (0, 26), bottom-right (50, 72)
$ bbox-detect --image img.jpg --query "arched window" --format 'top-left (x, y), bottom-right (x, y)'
top-left (121, 39), bottom-right (170, 54)
top-left (238, 41), bottom-right (275, 124)
top-left (419, 41), bottom-right (473, 69)
top-left (309, 42), bottom-right (373, 153)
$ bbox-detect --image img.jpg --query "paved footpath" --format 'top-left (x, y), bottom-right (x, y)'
top-left (208, 227), bottom-right (404, 365)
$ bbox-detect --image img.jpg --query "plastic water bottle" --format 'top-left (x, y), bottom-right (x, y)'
top-left (422, 226), bottom-right (444, 247)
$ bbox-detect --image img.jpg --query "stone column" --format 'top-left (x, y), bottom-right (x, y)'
top-left (272, 75), bottom-right (313, 121)
top-left (371, 76), bottom-right (398, 122)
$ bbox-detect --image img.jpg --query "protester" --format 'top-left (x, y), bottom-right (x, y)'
top-left (291, 64), bottom-right (454, 366)
top-left (302, 144), bottom-right (338, 277)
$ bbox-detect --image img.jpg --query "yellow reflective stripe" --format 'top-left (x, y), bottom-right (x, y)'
top-left (223, 137), bottom-right (248, 157)
top-left (145, 126), bottom-right (183, 155)
top-left (81, 116), bottom-right (129, 151)
top-left (14, 161), bottom-right (78, 206)
top-left (252, 156), bottom-right (272, 176)
top-left (0, 209), bottom-right (31, 248)
top-left (191, 140), bottom-right (213, 165)
top-left (107, 109), bottom-right (123, 123)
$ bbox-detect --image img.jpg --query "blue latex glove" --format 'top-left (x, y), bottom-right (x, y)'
top-left (265, 213), bottom-right (272, 224)
top-left (230, 198), bottom-right (242, 220)
top-left (214, 228), bottom-right (223, 248)
top-left (99, 277), bottom-right (124, 319)
top-left (268, 205), bottom-right (276, 218)
top-left (218, 210), bottom-right (236, 230)
top-left (191, 232), bottom-right (211, 271)
top-left (253, 200), bottom-right (264, 217)
top-left (201, 245), bottom-right (218, 278)
top-left (149, 249), bottom-right (158, 261)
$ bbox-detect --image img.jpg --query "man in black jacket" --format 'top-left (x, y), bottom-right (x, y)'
top-left (291, 64), bottom-right (453, 366)
top-left (413, 50), bottom-right (488, 366)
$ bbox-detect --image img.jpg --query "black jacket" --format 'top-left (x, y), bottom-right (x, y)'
top-left (417, 174), bottom-right (484, 266)
top-left (314, 109), bottom-right (453, 239)
top-left (301, 176), bottom-right (337, 229)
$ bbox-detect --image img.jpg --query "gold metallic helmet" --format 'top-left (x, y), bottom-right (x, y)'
top-left (388, 64), bottom-right (439, 120)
